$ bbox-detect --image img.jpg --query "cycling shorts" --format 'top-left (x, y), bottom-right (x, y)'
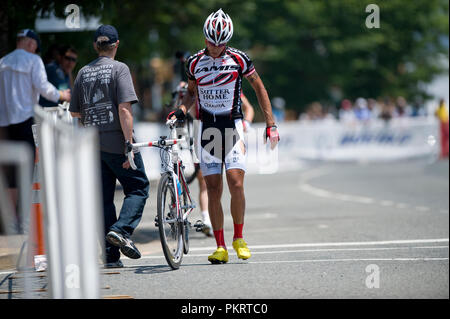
top-left (195, 115), bottom-right (246, 177)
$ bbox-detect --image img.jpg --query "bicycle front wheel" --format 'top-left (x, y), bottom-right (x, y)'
top-left (157, 173), bottom-right (183, 269)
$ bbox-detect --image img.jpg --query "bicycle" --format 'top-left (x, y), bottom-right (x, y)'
top-left (166, 82), bottom-right (199, 184)
top-left (127, 118), bottom-right (204, 269)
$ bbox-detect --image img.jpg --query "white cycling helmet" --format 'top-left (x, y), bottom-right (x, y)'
top-left (203, 8), bottom-right (233, 46)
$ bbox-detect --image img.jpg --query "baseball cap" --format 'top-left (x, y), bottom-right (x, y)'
top-left (17, 29), bottom-right (41, 53)
top-left (93, 25), bottom-right (119, 44)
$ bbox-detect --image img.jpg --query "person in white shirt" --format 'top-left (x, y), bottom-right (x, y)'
top-left (0, 29), bottom-right (70, 231)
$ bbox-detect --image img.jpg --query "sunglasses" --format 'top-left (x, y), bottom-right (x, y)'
top-left (207, 40), bottom-right (226, 48)
top-left (64, 55), bottom-right (77, 63)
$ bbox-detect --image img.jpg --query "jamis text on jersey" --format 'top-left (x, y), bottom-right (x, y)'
top-left (195, 65), bottom-right (240, 74)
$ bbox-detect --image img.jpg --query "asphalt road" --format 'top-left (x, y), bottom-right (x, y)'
top-left (102, 158), bottom-right (449, 299)
top-left (1, 158), bottom-right (448, 299)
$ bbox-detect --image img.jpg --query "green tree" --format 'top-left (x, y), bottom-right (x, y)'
top-left (1, 0), bottom-right (448, 115)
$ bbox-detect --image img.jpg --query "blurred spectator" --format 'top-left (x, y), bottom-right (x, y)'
top-left (0, 29), bottom-right (70, 231)
top-left (411, 96), bottom-right (426, 117)
top-left (271, 97), bottom-right (286, 122)
top-left (300, 101), bottom-right (336, 122)
top-left (300, 96), bottom-right (428, 123)
top-left (42, 43), bottom-right (61, 65)
top-left (300, 102), bottom-right (322, 121)
top-left (379, 97), bottom-right (395, 122)
top-left (39, 45), bottom-right (78, 107)
top-left (339, 99), bottom-right (356, 123)
top-left (354, 97), bottom-right (371, 121)
top-left (435, 98), bottom-right (449, 158)
top-left (367, 98), bottom-right (380, 119)
top-left (394, 96), bottom-right (412, 117)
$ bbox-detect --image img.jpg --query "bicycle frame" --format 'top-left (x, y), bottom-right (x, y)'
top-left (128, 119), bottom-right (196, 224)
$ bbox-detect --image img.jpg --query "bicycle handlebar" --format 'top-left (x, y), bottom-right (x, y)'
top-left (126, 119), bottom-right (185, 170)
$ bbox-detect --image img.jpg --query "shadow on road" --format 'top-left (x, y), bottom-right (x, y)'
top-left (133, 264), bottom-right (174, 275)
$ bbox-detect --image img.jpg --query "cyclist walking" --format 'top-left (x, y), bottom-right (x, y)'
top-left (169, 9), bottom-right (280, 264)
top-left (69, 25), bottom-right (149, 268)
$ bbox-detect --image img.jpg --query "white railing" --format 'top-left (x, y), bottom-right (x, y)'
top-left (34, 105), bottom-right (104, 299)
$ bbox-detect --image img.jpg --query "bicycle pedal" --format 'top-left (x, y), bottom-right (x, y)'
top-left (194, 220), bottom-right (205, 232)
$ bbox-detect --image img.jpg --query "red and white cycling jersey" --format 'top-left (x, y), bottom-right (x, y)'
top-left (186, 47), bottom-right (255, 121)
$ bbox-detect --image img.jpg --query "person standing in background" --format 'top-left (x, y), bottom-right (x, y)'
top-left (435, 98), bottom-right (449, 159)
top-left (40, 45), bottom-right (78, 107)
top-left (0, 29), bottom-right (71, 231)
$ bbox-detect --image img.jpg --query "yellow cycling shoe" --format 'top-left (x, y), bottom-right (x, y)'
top-left (232, 238), bottom-right (251, 260)
top-left (208, 247), bottom-right (229, 264)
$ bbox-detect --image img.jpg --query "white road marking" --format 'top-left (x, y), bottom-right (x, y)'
top-left (380, 200), bottom-right (394, 207)
top-left (133, 246), bottom-right (449, 267)
top-left (137, 245), bottom-right (449, 260)
top-left (299, 183), bottom-right (375, 204)
top-left (133, 239), bottom-right (450, 260)
top-left (248, 257), bottom-right (449, 265)
top-left (187, 238), bottom-right (449, 252)
top-left (298, 168), bottom-right (436, 212)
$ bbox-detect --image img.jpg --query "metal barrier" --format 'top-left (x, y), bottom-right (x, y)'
top-left (34, 105), bottom-right (104, 299)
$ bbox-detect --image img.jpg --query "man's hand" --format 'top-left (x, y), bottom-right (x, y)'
top-left (122, 155), bottom-right (133, 169)
top-left (264, 125), bottom-right (280, 150)
top-left (123, 140), bottom-right (134, 169)
top-left (59, 89), bottom-right (71, 101)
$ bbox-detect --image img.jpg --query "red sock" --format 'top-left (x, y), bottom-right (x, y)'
top-left (233, 223), bottom-right (244, 241)
top-left (213, 229), bottom-right (226, 249)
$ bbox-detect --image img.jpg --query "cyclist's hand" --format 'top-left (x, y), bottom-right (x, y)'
top-left (167, 108), bottom-right (186, 121)
top-left (59, 89), bottom-right (71, 102)
top-left (264, 125), bottom-right (280, 150)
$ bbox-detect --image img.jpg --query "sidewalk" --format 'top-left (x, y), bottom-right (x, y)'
top-left (0, 235), bottom-right (26, 271)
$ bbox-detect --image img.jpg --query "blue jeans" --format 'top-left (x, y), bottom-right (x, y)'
top-left (100, 151), bottom-right (149, 262)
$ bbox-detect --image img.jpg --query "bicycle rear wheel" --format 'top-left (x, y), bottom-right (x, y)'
top-left (157, 173), bottom-right (183, 269)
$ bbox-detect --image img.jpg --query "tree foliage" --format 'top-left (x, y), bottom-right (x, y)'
top-left (1, 0), bottom-right (448, 113)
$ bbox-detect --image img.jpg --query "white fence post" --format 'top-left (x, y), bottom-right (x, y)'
top-left (34, 105), bottom-right (103, 299)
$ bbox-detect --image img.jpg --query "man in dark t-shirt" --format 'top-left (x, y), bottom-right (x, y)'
top-left (70, 25), bottom-right (149, 268)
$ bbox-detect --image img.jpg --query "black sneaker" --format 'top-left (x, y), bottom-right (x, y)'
top-left (104, 259), bottom-right (124, 269)
top-left (106, 230), bottom-right (141, 259)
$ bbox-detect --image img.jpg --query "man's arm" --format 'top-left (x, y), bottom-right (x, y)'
top-left (118, 102), bottom-right (134, 169)
top-left (118, 102), bottom-right (133, 143)
top-left (246, 71), bottom-right (275, 126)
